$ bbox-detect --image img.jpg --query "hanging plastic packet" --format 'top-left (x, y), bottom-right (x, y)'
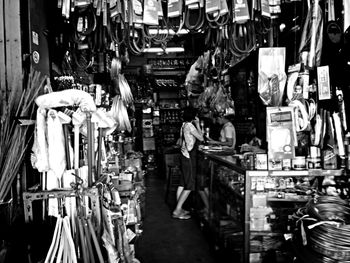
top-left (168, 0), bottom-right (183, 18)
top-left (205, 0), bottom-right (220, 14)
top-left (266, 107), bottom-right (296, 161)
top-left (258, 47), bottom-right (287, 106)
top-left (261, 0), bottom-right (271, 18)
top-left (143, 0), bottom-right (159, 25)
top-left (220, 0), bottom-right (229, 16)
top-left (317, 65), bottom-right (331, 100)
top-left (286, 63), bottom-right (301, 101)
top-left (131, 0), bottom-right (144, 25)
top-left (232, 0), bottom-right (250, 23)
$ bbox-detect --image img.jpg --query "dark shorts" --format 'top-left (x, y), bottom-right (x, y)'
top-left (180, 153), bottom-right (196, 191)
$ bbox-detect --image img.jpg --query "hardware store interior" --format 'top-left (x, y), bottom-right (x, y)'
top-left (3, 0), bottom-right (350, 262)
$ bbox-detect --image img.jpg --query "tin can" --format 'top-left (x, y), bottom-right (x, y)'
top-left (292, 156), bottom-right (306, 170)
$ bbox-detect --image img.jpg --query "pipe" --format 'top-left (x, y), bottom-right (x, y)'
top-left (86, 113), bottom-right (93, 187)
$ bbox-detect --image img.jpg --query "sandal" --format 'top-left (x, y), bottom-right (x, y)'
top-left (172, 211), bottom-right (191, 220)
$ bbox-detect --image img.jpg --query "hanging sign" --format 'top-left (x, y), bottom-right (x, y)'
top-left (143, 0), bottom-right (159, 25)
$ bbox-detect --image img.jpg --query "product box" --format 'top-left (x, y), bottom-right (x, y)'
top-left (255, 153), bottom-right (268, 170)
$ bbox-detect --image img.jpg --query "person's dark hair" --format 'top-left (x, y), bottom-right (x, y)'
top-left (182, 107), bottom-right (197, 122)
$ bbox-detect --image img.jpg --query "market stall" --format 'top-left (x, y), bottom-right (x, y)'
top-left (1, 0), bottom-right (350, 262)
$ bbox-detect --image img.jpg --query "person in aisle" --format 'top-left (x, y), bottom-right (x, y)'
top-left (173, 107), bottom-right (204, 220)
top-left (207, 113), bottom-right (236, 150)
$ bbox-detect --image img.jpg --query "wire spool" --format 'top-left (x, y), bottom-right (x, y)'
top-left (292, 196), bottom-right (350, 262)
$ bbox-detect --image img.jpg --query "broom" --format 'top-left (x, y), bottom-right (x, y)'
top-left (0, 71), bottom-right (45, 202)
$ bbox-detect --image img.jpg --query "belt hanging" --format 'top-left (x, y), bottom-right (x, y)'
top-left (184, 3), bottom-right (205, 31)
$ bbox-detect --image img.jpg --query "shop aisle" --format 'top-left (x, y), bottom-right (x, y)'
top-left (135, 170), bottom-right (217, 263)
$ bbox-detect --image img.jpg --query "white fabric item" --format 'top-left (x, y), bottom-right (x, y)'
top-left (47, 109), bottom-right (66, 182)
top-left (35, 89), bottom-right (97, 112)
top-left (32, 108), bottom-right (49, 172)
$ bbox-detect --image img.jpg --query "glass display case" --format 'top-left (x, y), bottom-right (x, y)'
top-left (202, 151), bottom-right (348, 263)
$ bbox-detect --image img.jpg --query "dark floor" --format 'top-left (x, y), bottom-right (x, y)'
top-left (135, 169), bottom-right (218, 263)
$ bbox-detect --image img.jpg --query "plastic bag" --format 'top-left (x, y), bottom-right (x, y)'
top-left (258, 48), bottom-right (287, 106)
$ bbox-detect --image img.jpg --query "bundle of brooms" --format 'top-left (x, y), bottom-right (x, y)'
top-left (0, 71), bottom-right (45, 202)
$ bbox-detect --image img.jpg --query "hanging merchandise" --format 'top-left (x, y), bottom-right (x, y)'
top-left (336, 88), bottom-right (347, 131)
top-left (344, 0), bottom-right (350, 33)
top-left (184, 0), bottom-right (205, 32)
top-left (317, 65), bottom-right (331, 100)
top-left (261, 0), bottom-right (271, 18)
top-left (44, 216), bottom-right (78, 263)
top-left (168, 0), bottom-right (183, 18)
top-left (258, 47), bottom-right (287, 106)
top-left (205, 0), bottom-right (221, 14)
top-left (232, 0), bottom-right (250, 23)
top-left (110, 96), bottom-right (132, 132)
top-left (228, 0), bottom-right (256, 67)
top-left (118, 74), bottom-right (134, 104)
top-left (35, 89), bottom-right (97, 112)
top-left (266, 107), bottom-right (296, 161)
top-left (299, 0), bottom-right (323, 69)
top-left (143, 0), bottom-right (159, 25)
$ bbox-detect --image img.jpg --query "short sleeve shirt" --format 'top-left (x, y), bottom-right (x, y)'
top-left (220, 122), bottom-right (236, 149)
top-left (180, 122), bottom-right (197, 158)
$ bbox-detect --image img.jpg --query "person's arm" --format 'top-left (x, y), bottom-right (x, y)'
top-left (191, 117), bottom-right (204, 141)
top-left (207, 123), bottom-right (235, 147)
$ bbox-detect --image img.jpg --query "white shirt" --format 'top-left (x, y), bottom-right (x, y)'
top-left (220, 122), bottom-right (236, 149)
top-left (180, 122), bottom-right (197, 158)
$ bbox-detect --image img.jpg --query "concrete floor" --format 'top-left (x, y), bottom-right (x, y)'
top-left (135, 170), bottom-right (219, 263)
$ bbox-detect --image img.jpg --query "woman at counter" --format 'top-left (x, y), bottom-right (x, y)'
top-left (173, 107), bottom-right (204, 220)
top-left (207, 114), bottom-right (236, 150)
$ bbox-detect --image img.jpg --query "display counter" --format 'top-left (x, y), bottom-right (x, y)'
top-left (198, 150), bottom-right (349, 263)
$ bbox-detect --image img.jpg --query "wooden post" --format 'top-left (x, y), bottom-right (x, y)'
top-left (4, 0), bottom-right (22, 101)
top-left (0, 0), bottom-right (6, 115)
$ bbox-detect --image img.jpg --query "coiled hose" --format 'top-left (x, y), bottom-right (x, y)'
top-left (292, 195), bottom-right (350, 262)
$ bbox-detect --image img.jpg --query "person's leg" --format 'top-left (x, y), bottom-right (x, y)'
top-left (199, 190), bottom-right (209, 211)
top-left (173, 189), bottom-right (191, 214)
top-left (176, 186), bottom-right (184, 201)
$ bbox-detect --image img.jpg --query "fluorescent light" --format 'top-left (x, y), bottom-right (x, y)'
top-left (148, 28), bottom-right (189, 35)
top-left (143, 47), bottom-right (185, 54)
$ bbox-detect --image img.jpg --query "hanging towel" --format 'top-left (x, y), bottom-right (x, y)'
top-left (47, 109), bottom-right (67, 183)
top-left (31, 108), bottom-right (49, 172)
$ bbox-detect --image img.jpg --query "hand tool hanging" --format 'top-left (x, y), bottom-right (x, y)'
top-left (299, 0), bottom-right (323, 69)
